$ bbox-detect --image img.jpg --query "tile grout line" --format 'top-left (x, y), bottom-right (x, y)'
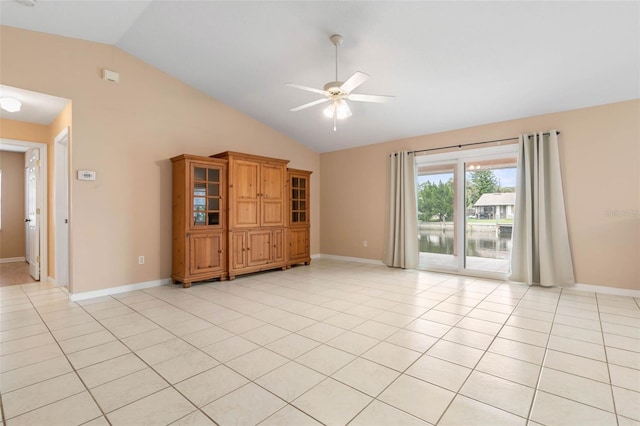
top-left (1, 283), bottom-right (108, 425)
top-left (76, 292), bottom-right (227, 426)
top-left (430, 279), bottom-right (537, 425)
top-left (523, 285), bottom-right (563, 423)
top-left (595, 292), bottom-right (620, 425)
top-left (340, 277), bottom-right (528, 425)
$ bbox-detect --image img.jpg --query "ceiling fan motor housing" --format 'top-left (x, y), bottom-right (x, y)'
top-left (324, 81), bottom-right (345, 96)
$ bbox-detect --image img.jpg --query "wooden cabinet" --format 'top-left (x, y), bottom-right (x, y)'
top-left (287, 169), bottom-right (312, 266)
top-left (189, 233), bottom-right (225, 276)
top-left (229, 228), bottom-right (285, 277)
top-left (220, 154), bottom-right (287, 229)
top-left (171, 152), bottom-right (311, 284)
top-left (288, 227), bottom-right (310, 264)
top-left (171, 155), bottom-right (227, 287)
top-left (212, 152), bottom-right (289, 280)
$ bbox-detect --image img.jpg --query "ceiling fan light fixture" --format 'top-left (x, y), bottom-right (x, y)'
top-left (335, 100), bottom-right (352, 119)
top-left (0, 97), bottom-right (22, 112)
top-left (323, 100), bottom-right (351, 120)
top-left (322, 103), bottom-right (335, 118)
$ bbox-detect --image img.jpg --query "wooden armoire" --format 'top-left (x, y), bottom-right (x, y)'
top-left (171, 151), bottom-right (311, 286)
top-left (211, 151), bottom-right (289, 280)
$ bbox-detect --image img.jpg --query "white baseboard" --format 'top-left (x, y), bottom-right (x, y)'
top-left (69, 278), bottom-right (172, 302)
top-left (313, 253), bottom-right (385, 266)
top-left (568, 282), bottom-right (640, 298)
top-left (0, 257), bottom-right (26, 263)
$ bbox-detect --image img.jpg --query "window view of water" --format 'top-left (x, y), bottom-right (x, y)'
top-left (419, 230), bottom-right (512, 259)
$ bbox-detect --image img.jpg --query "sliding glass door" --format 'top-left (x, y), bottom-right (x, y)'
top-left (416, 145), bottom-right (518, 278)
top-left (417, 162), bottom-right (458, 269)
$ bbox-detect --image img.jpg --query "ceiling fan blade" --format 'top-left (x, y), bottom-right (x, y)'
top-left (340, 71), bottom-right (369, 93)
top-left (290, 98), bottom-right (330, 112)
top-left (285, 83), bottom-right (327, 95)
top-left (348, 93), bottom-right (395, 103)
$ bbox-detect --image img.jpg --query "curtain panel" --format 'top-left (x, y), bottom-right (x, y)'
top-left (509, 131), bottom-right (575, 286)
top-left (383, 151), bottom-right (419, 269)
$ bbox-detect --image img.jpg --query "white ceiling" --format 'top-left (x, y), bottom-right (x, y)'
top-left (1, 1), bottom-right (638, 153)
top-left (0, 85), bottom-right (70, 125)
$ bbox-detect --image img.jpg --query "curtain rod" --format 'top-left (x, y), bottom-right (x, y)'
top-left (409, 131), bottom-right (560, 155)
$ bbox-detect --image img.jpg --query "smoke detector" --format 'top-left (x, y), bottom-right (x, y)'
top-left (15, 0), bottom-right (37, 7)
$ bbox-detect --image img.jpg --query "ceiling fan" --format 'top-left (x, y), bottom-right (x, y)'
top-left (286, 34), bottom-right (394, 131)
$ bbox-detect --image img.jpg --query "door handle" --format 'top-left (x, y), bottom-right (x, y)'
top-left (64, 219), bottom-right (69, 224)
top-left (25, 218), bottom-right (31, 223)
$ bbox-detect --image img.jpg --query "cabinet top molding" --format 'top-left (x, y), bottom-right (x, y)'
top-left (211, 151), bottom-right (290, 165)
top-left (170, 154), bottom-right (228, 164)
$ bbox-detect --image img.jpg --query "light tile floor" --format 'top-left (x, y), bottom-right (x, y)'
top-left (0, 259), bottom-right (639, 425)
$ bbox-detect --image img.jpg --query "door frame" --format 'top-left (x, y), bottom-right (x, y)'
top-left (415, 144), bottom-right (518, 280)
top-left (54, 128), bottom-right (70, 287)
top-left (0, 138), bottom-right (48, 282)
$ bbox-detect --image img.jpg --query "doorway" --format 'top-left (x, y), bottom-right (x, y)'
top-left (416, 144), bottom-right (518, 279)
top-left (0, 139), bottom-right (48, 284)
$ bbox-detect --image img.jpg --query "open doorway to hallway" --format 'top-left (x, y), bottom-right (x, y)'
top-left (0, 84), bottom-right (71, 288)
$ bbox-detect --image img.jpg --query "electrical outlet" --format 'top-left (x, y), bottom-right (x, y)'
top-left (138, 256), bottom-right (145, 265)
top-left (363, 240), bottom-right (368, 247)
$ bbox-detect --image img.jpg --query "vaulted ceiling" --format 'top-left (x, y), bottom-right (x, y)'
top-left (1, 1), bottom-right (638, 153)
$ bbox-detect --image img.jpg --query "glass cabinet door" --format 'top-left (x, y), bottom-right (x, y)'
top-left (192, 164), bottom-right (222, 228)
top-left (290, 176), bottom-right (308, 224)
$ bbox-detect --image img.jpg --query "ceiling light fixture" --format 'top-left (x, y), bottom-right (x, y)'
top-left (323, 99), bottom-right (352, 120)
top-left (0, 97), bottom-right (22, 112)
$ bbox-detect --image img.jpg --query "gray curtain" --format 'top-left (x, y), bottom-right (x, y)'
top-left (383, 151), bottom-right (418, 269)
top-left (509, 131), bottom-right (575, 286)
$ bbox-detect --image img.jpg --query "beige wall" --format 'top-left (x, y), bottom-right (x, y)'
top-left (321, 100), bottom-right (640, 290)
top-left (0, 118), bottom-right (50, 143)
top-left (0, 26), bottom-right (320, 294)
top-left (0, 151), bottom-right (26, 259)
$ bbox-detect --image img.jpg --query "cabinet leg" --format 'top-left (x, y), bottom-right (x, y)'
top-left (220, 276), bottom-right (227, 281)
top-left (305, 261), bottom-right (311, 265)
top-left (182, 282), bottom-right (191, 289)
top-left (229, 275), bottom-right (235, 281)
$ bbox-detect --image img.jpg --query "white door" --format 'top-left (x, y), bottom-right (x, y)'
top-left (25, 148), bottom-right (41, 280)
top-left (55, 129), bottom-right (70, 286)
